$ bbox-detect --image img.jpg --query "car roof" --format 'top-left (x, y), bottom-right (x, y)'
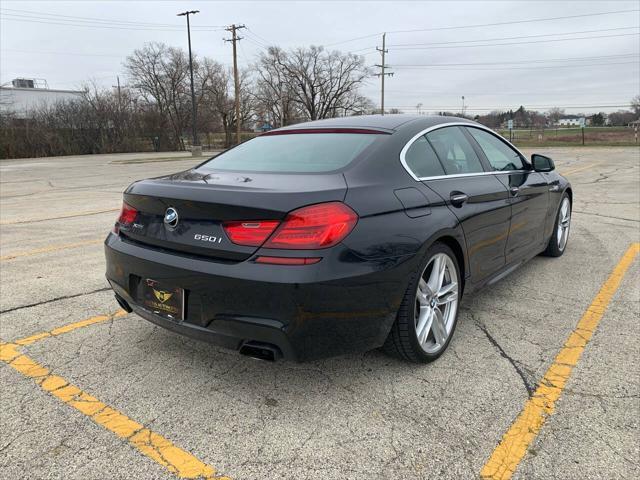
top-left (273, 114), bottom-right (478, 133)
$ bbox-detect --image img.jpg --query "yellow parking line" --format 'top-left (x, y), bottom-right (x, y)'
top-left (0, 342), bottom-right (225, 479)
top-left (559, 162), bottom-right (601, 176)
top-left (0, 208), bottom-right (119, 226)
top-left (0, 238), bottom-right (103, 261)
top-left (481, 242), bottom-right (640, 480)
top-left (14, 310), bottom-right (128, 346)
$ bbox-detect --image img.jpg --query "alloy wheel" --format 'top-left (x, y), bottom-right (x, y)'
top-left (415, 253), bottom-right (459, 354)
top-left (557, 197), bottom-right (571, 251)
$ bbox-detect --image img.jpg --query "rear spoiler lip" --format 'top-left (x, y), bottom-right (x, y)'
top-left (260, 127), bottom-right (393, 136)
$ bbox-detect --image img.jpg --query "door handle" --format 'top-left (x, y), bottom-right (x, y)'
top-left (509, 186), bottom-right (520, 196)
top-left (450, 192), bottom-right (469, 207)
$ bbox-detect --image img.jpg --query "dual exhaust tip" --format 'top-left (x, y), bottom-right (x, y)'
top-left (115, 294), bottom-right (282, 361)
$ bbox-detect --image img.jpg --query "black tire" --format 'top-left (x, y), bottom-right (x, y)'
top-left (542, 193), bottom-right (571, 258)
top-left (382, 242), bottom-right (462, 363)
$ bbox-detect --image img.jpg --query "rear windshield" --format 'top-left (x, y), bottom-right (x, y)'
top-left (199, 133), bottom-right (381, 173)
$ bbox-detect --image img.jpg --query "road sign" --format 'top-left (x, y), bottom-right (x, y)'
top-left (507, 119), bottom-right (513, 129)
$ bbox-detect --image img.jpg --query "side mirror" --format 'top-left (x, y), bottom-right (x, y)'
top-left (531, 154), bottom-right (555, 172)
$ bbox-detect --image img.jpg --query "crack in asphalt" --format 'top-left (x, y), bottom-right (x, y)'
top-left (0, 288), bottom-right (110, 314)
top-left (473, 318), bottom-right (536, 396)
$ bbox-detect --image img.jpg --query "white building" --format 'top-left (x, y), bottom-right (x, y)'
top-left (0, 78), bottom-right (84, 118)
top-left (557, 117), bottom-right (585, 127)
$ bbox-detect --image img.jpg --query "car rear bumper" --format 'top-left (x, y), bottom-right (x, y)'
top-left (104, 233), bottom-right (416, 361)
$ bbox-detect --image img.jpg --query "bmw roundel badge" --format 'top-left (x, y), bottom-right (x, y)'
top-left (164, 207), bottom-right (179, 229)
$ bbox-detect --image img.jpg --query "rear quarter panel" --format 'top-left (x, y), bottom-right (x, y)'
top-left (341, 130), bottom-right (468, 279)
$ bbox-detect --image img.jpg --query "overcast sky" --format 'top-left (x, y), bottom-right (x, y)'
top-left (1, 0), bottom-right (638, 114)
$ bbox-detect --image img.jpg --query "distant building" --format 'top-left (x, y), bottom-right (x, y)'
top-left (557, 117), bottom-right (585, 127)
top-left (0, 78), bottom-right (84, 118)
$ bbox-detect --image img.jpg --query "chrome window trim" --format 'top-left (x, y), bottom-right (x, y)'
top-left (399, 122), bottom-right (529, 181)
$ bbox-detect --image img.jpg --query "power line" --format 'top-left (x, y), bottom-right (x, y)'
top-left (243, 35), bottom-right (269, 51)
top-left (386, 9), bottom-right (640, 34)
top-left (392, 61), bottom-right (639, 71)
top-left (323, 33), bottom-right (382, 48)
top-left (389, 26), bottom-right (639, 48)
top-left (0, 7), bottom-right (225, 28)
top-left (392, 33), bottom-right (640, 50)
top-left (390, 53), bottom-right (638, 67)
top-left (385, 104), bottom-right (632, 109)
top-left (1, 48), bottom-right (124, 58)
top-left (383, 89), bottom-right (640, 97)
top-left (318, 8), bottom-right (639, 47)
top-left (0, 13), bottom-right (225, 31)
top-left (245, 27), bottom-right (275, 47)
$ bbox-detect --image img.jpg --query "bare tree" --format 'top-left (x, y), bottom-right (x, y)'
top-left (253, 47), bottom-right (301, 127)
top-left (547, 107), bottom-right (565, 125)
top-left (255, 46), bottom-right (371, 122)
top-left (124, 42), bottom-right (192, 149)
top-left (200, 62), bottom-right (255, 147)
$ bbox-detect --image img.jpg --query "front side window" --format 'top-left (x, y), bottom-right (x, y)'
top-left (199, 133), bottom-right (381, 173)
top-left (426, 127), bottom-right (484, 175)
top-left (404, 135), bottom-right (446, 178)
top-left (466, 127), bottom-right (525, 171)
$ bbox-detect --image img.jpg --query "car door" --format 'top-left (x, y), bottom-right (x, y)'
top-left (464, 126), bottom-right (550, 264)
top-left (413, 126), bottom-right (511, 285)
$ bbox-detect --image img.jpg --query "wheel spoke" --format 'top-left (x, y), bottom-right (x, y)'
top-left (426, 256), bottom-right (441, 291)
top-left (436, 281), bottom-right (458, 305)
top-left (557, 199), bottom-right (571, 249)
top-left (428, 255), bottom-right (446, 292)
top-left (431, 308), bottom-right (447, 346)
top-left (416, 308), bottom-right (433, 345)
top-left (417, 278), bottom-right (429, 305)
top-left (560, 227), bottom-right (568, 249)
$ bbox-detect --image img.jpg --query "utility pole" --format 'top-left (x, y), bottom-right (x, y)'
top-left (225, 24), bottom-right (245, 144)
top-left (177, 10), bottom-right (199, 153)
top-left (112, 76), bottom-right (122, 118)
top-left (374, 33), bottom-right (393, 115)
top-left (461, 95), bottom-right (466, 117)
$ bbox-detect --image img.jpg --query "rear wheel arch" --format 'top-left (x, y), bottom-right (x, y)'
top-left (564, 186), bottom-right (573, 206)
top-left (433, 235), bottom-right (466, 296)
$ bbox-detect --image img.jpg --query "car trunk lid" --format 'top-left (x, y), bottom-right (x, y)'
top-left (119, 169), bottom-right (348, 262)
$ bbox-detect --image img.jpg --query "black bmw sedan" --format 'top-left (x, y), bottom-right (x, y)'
top-left (105, 115), bottom-right (572, 363)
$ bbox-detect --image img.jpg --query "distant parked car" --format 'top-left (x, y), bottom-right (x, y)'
top-left (105, 115), bottom-right (572, 363)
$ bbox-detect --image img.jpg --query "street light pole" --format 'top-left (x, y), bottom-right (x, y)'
top-left (177, 10), bottom-right (199, 152)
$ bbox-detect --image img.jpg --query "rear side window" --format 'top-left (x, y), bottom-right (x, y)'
top-left (199, 133), bottom-right (381, 173)
top-left (426, 127), bottom-right (484, 175)
top-left (466, 127), bottom-right (525, 171)
top-left (404, 135), bottom-right (445, 178)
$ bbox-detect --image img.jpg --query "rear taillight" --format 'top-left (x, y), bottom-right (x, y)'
top-left (264, 202), bottom-right (358, 250)
top-left (113, 202), bottom-right (138, 233)
top-left (223, 220), bottom-right (280, 246)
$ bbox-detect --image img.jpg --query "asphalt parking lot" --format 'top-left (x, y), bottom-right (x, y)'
top-left (1, 147), bottom-right (638, 479)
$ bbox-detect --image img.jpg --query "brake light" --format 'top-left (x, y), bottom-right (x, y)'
top-left (263, 202), bottom-right (358, 249)
top-left (223, 220), bottom-right (280, 246)
top-left (113, 202), bottom-right (138, 233)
